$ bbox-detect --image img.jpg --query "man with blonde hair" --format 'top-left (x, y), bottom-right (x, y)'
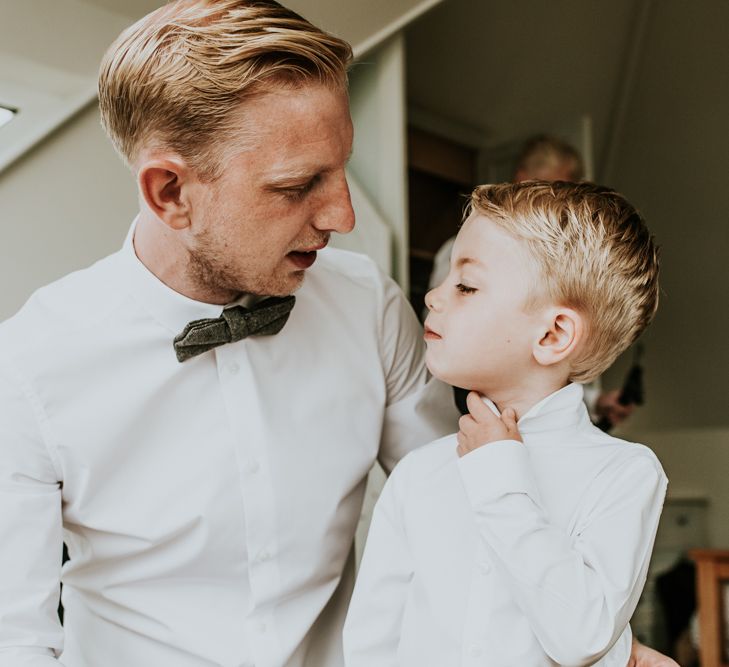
top-left (0, 2), bottom-right (454, 665)
top-left (0, 2), bottom-right (674, 666)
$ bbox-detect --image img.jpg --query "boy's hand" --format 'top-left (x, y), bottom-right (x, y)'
top-left (628, 638), bottom-right (679, 667)
top-left (456, 391), bottom-right (523, 457)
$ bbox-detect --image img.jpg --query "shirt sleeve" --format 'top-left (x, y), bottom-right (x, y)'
top-left (0, 363), bottom-right (65, 665)
top-left (376, 274), bottom-right (459, 473)
top-left (457, 440), bottom-right (667, 666)
top-left (343, 463), bottom-right (411, 666)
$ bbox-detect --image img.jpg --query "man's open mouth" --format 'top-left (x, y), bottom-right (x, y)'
top-left (288, 246), bottom-right (325, 269)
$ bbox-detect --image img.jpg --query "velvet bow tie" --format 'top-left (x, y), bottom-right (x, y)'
top-left (173, 295), bottom-right (295, 362)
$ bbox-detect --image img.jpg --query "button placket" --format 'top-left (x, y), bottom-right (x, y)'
top-left (215, 345), bottom-right (281, 604)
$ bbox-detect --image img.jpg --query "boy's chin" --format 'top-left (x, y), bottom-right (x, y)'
top-left (425, 358), bottom-right (465, 388)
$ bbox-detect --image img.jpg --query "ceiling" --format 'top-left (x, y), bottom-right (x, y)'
top-left (78, 0), bottom-right (164, 18)
top-left (79, 0), bottom-right (441, 56)
top-left (405, 0), bottom-right (644, 177)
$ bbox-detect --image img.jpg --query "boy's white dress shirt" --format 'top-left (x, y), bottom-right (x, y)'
top-left (344, 383), bottom-right (667, 666)
top-left (0, 225), bottom-right (456, 667)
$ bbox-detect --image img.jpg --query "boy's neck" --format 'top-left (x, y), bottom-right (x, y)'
top-left (484, 376), bottom-right (570, 421)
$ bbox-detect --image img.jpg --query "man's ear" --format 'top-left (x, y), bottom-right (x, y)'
top-left (532, 307), bottom-right (584, 368)
top-left (138, 158), bottom-right (194, 231)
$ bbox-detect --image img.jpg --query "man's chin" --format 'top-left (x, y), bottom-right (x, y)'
top-left (253, 270), bottom-right (306, 298)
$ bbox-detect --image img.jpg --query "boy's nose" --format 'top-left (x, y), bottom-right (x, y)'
top-left (424, 287), bottom-right (441, 312)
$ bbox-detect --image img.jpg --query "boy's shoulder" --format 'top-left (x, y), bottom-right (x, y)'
top-left (579, 427), bottom-right (667, 490)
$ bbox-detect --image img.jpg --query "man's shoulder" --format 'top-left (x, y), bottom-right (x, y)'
top-left (0, 251), bottom-right (126, 360)
top-left (311, 246), bottom-right (388, 291)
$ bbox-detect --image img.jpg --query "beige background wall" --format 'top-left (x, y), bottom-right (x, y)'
top-left (0, 106), bottom-right (136, 319)
top-left (602, 1), bottom-right (729, 547)
top-left (602, 0), bottom-right (729, 432)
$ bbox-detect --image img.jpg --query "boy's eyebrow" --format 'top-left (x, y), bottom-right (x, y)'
top-left (454, 257), bottom-right (483, 268)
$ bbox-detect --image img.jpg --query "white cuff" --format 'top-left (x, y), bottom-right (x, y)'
top-left (457, 440), bottom-right (538, 506)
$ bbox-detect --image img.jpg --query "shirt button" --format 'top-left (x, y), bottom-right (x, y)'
top-left (258, 621), bottom-right (267, 634)
top-left (245, 459), bottom-right (260, 474)
top-left (479, 561), bottom-right (491, 575)
top-left (257, 550), bottom-right (271, 563)
top-left (228, 361), bottom-right (240, 375)
top-left (469, 645), bottom-right (483, 658)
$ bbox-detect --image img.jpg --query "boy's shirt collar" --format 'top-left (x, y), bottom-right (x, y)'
top-left (480, 383), bottom-right (589, 437)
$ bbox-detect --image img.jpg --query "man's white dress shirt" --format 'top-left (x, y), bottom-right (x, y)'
top-left (0, 226), bottom-right (456, 667)
top-left (343, 383), bottom-right (668, 666)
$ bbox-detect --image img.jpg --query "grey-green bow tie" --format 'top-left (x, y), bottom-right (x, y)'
top-left (173, 295), bottom-right (295, 362)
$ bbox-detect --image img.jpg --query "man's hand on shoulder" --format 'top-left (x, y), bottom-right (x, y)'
top-left (456, 392), bottom-right (522, 457)
top-left (628, 638), bottom-right (679, 667)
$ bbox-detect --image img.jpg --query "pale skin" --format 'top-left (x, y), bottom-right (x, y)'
top-left (425, 214), bottom-right (677, 666)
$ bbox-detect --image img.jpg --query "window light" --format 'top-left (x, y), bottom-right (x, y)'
top-left (0, 106), bottom-right (17, 129)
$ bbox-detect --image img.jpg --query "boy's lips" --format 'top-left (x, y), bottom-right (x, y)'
top-left (423, 325), bottom-right (441, 341)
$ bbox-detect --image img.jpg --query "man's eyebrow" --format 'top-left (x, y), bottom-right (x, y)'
top-left (266, 151), bottom-right (352, 188)
top-left (265, 168), bottom-right (321, 187)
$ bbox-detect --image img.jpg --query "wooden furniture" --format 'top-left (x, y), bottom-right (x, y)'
top-left (690, 549), bottom-right (729, 666)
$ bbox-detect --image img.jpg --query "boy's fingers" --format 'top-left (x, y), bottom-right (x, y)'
top-left (501, 407), bottom-right (517, 427)
top-left (458, 414), bottom-right (475, 433)
top-left (501, 407), bottom-right (523, 442)
top-left (466, 391), bottom-right (497, 423)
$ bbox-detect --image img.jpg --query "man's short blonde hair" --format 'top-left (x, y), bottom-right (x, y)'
top-left (469, 181), bottom-right (659, 383)
top-left (99, 0), bottom-right (352, 178)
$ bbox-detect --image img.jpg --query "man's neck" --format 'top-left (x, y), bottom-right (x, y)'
top-left (133, 213), bottom-right (236, 305)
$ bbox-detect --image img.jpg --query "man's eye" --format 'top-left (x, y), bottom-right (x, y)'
top-left (282, 177), bottom-right (318, 201)
top-left (456, 283), bottom-right (477, 294)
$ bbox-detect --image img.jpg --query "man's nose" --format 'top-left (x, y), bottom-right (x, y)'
top-left (313, 172), bottom-right (355, 234)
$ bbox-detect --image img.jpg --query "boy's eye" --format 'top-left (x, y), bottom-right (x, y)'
top-left (455, 283), bottom-right (477, 294)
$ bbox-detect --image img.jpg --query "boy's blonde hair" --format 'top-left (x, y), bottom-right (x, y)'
top-left (98, 0), bottom-right (352, 179)
top-left (470, 181), bottom-right (659, 383)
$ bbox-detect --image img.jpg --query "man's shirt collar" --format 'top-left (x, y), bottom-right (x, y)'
top-left (120, 218), bottom-right (260, 334)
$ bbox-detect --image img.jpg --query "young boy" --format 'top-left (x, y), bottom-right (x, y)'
top-left (343, 181), bottom-right (667, 666)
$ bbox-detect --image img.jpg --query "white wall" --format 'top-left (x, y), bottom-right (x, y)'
top-left (0, 105), bottom-right (137, 320)
top-left (346, 35), bottom-right (409, 287)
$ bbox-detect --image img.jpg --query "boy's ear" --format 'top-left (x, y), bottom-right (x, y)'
top-left (138, 157), bottom-right (194, 231)
top-left (532, 307), bottom-right (584, 368)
